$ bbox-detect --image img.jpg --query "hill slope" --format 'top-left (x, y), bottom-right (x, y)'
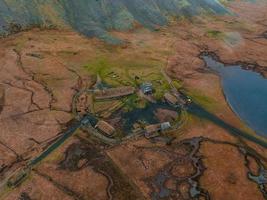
top-left (0, 0), bottom-right (228, 41)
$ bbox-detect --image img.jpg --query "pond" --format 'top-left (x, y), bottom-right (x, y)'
top-left (203, 55), bottom-right (267, 138)
top-left (121, 102), bottom-right (180, 134)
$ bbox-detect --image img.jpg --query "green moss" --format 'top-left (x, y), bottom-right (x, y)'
top-left (172, 80), bottom-right (183, 90)
top-left (152, 80), bottom-right (171, 100)
top-left (84, 57), bottom-right (110, 76)
top-left (84, 54), bottom-right (164, 87)
top-left (186, 89), bottom-right (218, 111)
top-left (83, 46), bottom-right (182, 103)
top-left (206, 30), bottom-right (224, 39)
top-left (122, 94), bottom-right (147, 112)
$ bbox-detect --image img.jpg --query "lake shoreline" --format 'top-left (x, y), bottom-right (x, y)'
top-left (200, 51), bottom-right (267, 139)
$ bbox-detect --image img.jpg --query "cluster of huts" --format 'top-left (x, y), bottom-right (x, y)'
top-left (86, 81), bottom-right (191, 139)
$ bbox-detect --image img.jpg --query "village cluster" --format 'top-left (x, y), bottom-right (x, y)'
top-left (75, 80), bottom-right (192, 142)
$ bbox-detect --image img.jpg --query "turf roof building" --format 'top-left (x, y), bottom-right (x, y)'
top-left (144, 122), bottom-right (171, 138)
top-left (95, 120), bottom-right (115, 136)
top-left (94, 86), bottom-right (135, 100)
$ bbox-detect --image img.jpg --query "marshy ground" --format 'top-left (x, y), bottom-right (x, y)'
top-left (0, 0), bottom-right (267, 199)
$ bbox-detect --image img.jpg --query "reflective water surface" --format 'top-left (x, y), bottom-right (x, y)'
top-left (203, 55), bottom-right (267, 138)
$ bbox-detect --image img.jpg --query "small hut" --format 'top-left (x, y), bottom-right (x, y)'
top-left (140, 82), bottom-right (153, 95)
top-left (95, 120), bottom-right (115, 136)
top-left (144, 124), bottom-right (161, 138)
top-left (160, 122), bottom-right (171, 131)
top-left (144, 122), bottom-right (171, 138)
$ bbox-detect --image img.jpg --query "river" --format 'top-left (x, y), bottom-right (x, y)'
top-left (202, 55), bottom-right (267, 138)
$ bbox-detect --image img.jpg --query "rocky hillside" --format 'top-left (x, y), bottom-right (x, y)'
top-left (0, 0), bottom-right (228, 42)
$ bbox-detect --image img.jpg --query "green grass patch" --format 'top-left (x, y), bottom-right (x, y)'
top-left (121, 94), bottom-right (147, 112)
top-left (152, 79), bottom-right (171, 100)
top-left (186, 89), bottom-right (218, 111)
top-left (172, 80), bottom-right (183, 90)
top-left (84, 55), bottom-right (163, 87)
top-left (206, 30), bottom-right (224, 39)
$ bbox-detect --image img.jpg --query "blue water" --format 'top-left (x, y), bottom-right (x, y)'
top-left (203, 55), bottom-right (267, 138)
